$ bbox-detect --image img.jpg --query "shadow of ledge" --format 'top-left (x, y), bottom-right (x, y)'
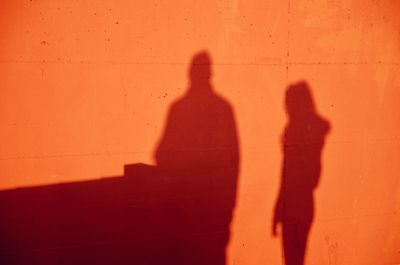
top-left (0, 163), bottom-right (230, 265)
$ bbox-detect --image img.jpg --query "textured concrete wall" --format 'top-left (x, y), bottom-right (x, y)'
top-left (1, 1), bottom-right (399, 264)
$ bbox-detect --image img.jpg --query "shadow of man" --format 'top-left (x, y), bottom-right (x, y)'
top-left (273, 81), bottom-right (331, 265)
top-left (154, 51), bottom-right (240, 265)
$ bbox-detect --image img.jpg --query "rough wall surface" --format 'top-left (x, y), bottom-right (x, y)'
top-left (1, 1), bottom-right (399, 264)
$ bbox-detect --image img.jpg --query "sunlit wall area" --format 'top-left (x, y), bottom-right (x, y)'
top-left (0, 1), bottom-right (399, 264)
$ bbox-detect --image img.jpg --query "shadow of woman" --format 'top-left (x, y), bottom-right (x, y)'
top-left (154, 51), bottom-right (240, 265)
top-left (273, 81), bottom-right (331, 265)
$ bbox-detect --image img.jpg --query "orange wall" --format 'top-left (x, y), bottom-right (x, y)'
top-left (1, 1), bottom-right (400, 264)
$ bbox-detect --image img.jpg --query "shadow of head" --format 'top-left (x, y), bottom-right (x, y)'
top-left (189, 51), bottom-right (212, 88)
top-left (285, 81), bottom-right (316, 119)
